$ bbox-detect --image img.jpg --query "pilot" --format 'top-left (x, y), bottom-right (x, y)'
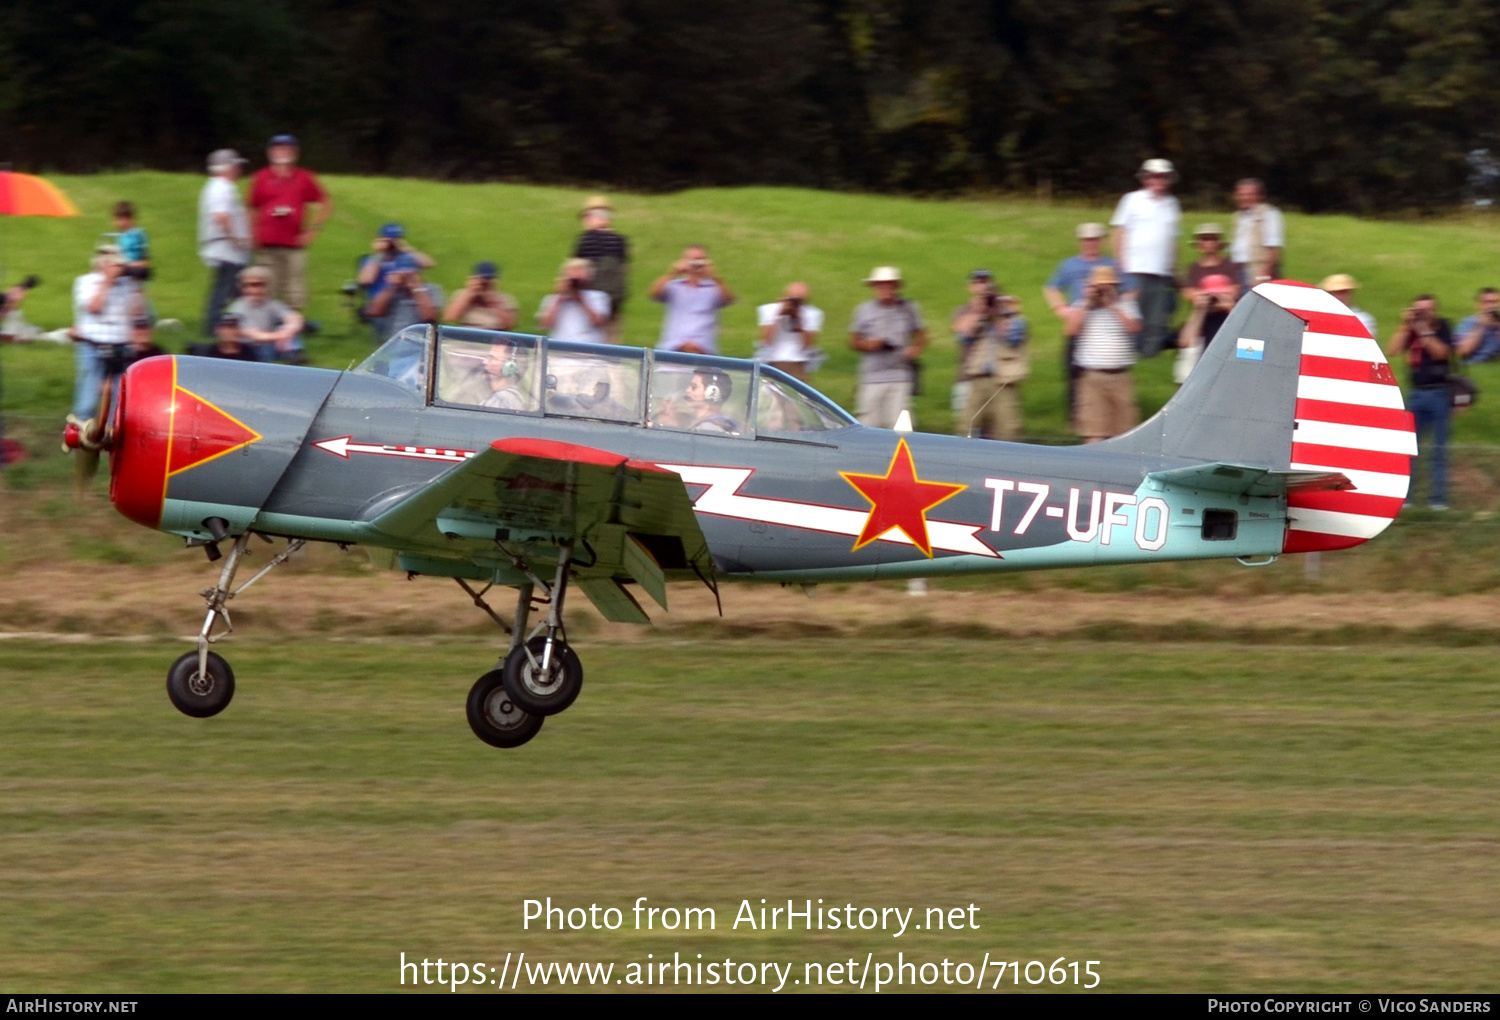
top-left (656, 369), bottom-right (738, 433)
top-left (481, 343), bottom-right (530, 411)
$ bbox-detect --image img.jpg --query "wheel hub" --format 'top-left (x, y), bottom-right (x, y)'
top-left (484, 690), bottom-right (524, 730)
top-left (187, 672), bottom-right (215, 697)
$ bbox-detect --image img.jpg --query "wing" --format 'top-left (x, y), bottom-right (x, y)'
top-left (368, 438), bottom-right (713, 620)
top-left (1145, 462), bottom-right (1352, 498)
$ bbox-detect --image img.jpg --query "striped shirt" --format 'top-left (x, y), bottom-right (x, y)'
top-left (1071, 297), bottom-right (1140, 369)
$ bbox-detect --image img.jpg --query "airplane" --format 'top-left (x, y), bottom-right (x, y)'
top-left (63, 280), bottom-right (1414, 749)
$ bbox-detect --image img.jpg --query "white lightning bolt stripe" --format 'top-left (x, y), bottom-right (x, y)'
top-left (657, 463), bottom-right (999, 558)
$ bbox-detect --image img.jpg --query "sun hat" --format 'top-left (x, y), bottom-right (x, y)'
top-left (1320, 273), bottom-right (1358, 293)
top-left (1087, 265), bottom-right (1122, 286)
top-left (865, 266), bottom-right (902, 284)
top-left (1193, 223), bottom-right (1224, 238)
top-left (1076, 222), bottom-right (1107, 239)
top-left (1138, 158), bottom-right (1177, 179)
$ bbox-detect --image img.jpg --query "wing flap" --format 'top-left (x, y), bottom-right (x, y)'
top-left (576, 577), bottom-right (652, 625)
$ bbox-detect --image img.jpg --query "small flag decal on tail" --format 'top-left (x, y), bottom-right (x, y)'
top-left (1236, 337), bottom-right (1266, 361)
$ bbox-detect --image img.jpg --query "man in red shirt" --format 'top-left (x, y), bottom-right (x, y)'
top-left (247, 134), bottom-right (331, 311)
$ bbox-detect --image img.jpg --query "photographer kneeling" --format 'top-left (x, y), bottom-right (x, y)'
top-left (1061, 265), bottom-right (1141, 444)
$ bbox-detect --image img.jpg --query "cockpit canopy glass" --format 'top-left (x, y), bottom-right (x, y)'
top-left (434, 329), bottom-right (542, 412)
top-left (647, 352), bottom-right (753, 437)
top-left (542, 341), bottom-right (644, 423)
top-left (355, 325), bottom-right (431, 393)
top-left (756, 368), bottom-right (855, 436)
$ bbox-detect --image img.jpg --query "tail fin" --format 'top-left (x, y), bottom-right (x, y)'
top-left (1102, 280), bottom-right (1415, 552)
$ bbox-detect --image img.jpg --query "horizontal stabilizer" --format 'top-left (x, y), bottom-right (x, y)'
top-left (1146, 462), bottom-right (1352, 497)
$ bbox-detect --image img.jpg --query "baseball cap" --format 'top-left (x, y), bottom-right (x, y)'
top-left (865, 266), bottom-right (902, 284)
top-left (131, 315), bottom-right (153, 329)
top-left (1138, 158), bottom-right (1177, 178)
top-left (1087, 265), bottom-right (1122, 286)
top-left (206, 148), bottom-right (247, 172)
top-left (1320, 273), bottom-right (1359, 293)
top-left (269, 134), bottom-right (299, 147)
top-left (473, 261), bottom-right (499, 279)
top-left (379, 223), bottom-right (405, 239)
top-left (1076, 222), bottom-right (1107, 239)
top-left (1200, 273), bottom-right (1236, 295)
top-left (1193, 223), bottom-right (1224, 238)
top-left (968, 269), bottom-right (994, 282)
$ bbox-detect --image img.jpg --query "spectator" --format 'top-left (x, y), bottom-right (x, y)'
top-left (70, 245), bottom-right (135, 423)
top-left (755, 282), bottom-right (824, 381)
top-left (189, 313), bottom-right (260, 361)
top-left (649, 245), bottom-right (734, 354)
top-left (1454, 287), bottom-right (1500, 364)
top-left (573, 196), bottom-right (630, 341)
top-left (1388, 294), bottom-right (1475, 510)
top-left (1044, 222), bottom-right (1119, 420)
top-left (356, 223), bottom-right (436, 309)
top-left (954, 270), bottom-right (1028, 440)
top-left (1320, 274), bottom-right (1376, 338)
top-left (226, 266), bottom-right (305, 363)
top-left (1180, 223), bottom-right (1239, 306)
top-left (1061, 265), bottom-right (1142, 443)
top-left (1111, 158), bottom-right (1181, 358)
top-left (111, 201), bottom-right (151, 283)
top-left (443, 262), bottom-right (518, 330)
top-left (1231, 178), bottom-right (1284, 288)
top-left (199, 148), bottom-right (251, 335)
top-left (0, 280), bottom-right (40, 467)
top-left (124, 314), bottom-right (166, 365)
top-left (1174, 273), bottom-right (1237, 384)
top-left (538, 258), bottom-right (612, 344)
top-left (247, 134), bottom-right (331, 311)
top-left (850, 266), bottom-right (927, 428)
top-left (366, 265), bottom-right (443, 341)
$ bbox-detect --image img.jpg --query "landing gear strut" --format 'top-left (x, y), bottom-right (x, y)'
top-left (457, 540), bottom-right (586, 749)
top-left (165, 532), bottom-right (305, 719)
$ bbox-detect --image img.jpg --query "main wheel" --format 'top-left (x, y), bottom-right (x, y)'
top-left (166, 651), bottom-right (236, 718)
top-left (501, 636), bottom-right (583, 716)
top-left (467, 669), bottom-right (545, 748)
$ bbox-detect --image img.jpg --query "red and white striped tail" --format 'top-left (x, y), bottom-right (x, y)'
top-left (1253, 281), bottom-right (1415, 553)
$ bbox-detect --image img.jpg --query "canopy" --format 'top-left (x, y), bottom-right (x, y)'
top-left (0, 171), bottom-right (79, 216)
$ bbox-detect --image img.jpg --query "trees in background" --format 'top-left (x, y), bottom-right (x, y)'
top-left (2, 0), bottom-right (1497, 211)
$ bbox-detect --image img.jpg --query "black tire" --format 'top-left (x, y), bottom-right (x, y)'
top-left (501, 636), bottom-right (583, 717)
top-left (466, 669), bottom-right (545, 748)
top-left (166, 650), bottom-right (236, 718)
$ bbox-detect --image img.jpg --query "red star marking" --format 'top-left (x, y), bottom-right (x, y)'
top-left (840, 439), bottom-right (966, 557)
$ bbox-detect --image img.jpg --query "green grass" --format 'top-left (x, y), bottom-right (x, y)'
top-left (0, 634), bottom-right (1496, 991)
top-left (9, 171), bottom-right (1500, 449)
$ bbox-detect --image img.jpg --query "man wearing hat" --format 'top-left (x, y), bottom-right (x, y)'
top-left (1319, 274), bottom-right (1376, 339)
top-left (199, 148), bottom-right (251, 336)
top-left (954, 270), bottom-right (1028, 440)
top-left (1060, 265), bottom-right (1142, 442)
top-left (70, 245), bottom-right (136, 423)
top-left (850, 267), bottom-right (927, 428)
top-left (356, 223), bottom-right (436, 309)
top-left (188, 313), bottom-right (260, 361)
top-left (1044, 223), bottom-right (1119, 419)
top-left (247, 134), bottom-right (332, 311)
top-left (572, 196), bottom-right (630, 340)
top-left (538, 258), bottom-right (612, 344)
top-left (444, 262), bottom-right (518, 331)
top-left (1110, 158), bottom-right (1181, 358)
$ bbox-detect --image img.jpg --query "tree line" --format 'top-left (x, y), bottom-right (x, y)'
top-left (2, 0), bottom-right (1495, 212)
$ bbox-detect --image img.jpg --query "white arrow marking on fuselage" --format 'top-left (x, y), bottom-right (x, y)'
top-left (313, 436), bottom-right (475, 464)
top-left (657, 463), bottom-right (998, 558)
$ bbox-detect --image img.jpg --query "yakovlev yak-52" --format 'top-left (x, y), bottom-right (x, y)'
top-left (65, 281), bottom-right (1414, 748)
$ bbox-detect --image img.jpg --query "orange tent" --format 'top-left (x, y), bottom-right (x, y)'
top-left (0, 170), bottom-right (79, 217)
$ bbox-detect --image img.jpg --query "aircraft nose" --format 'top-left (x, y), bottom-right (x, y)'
top-left (109, 356), bottom-right (176, 529)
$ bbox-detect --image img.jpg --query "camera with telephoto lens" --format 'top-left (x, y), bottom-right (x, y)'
top-left (19, 275), bottom-right (40, 290)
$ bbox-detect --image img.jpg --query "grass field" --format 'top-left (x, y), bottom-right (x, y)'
top-left (0, 634), bottom-right (1496, 992)
top-left (8, 172), bottom-right (1500, 452)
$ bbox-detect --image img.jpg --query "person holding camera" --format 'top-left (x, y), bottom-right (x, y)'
top-left (850, 266), bottom-right (927, 429)
top-left (365, 262), bottom-right (443, 343)
top-left (199, 149), bottom-right (251, 336)
top-left (538, 258), bottom-right (612, 344)
top-left (357, 223), bottom-right (436, 306)
top-left (1173, 273), bottom-right (1237, 384)
top-left (247, 134), bottom-right (331, 311)
top-left (755, 282), bottom-right (824, 381)
top-left (1454, 287), bottom-right (1500, 364)
top-left (69, 245), bottom-right (136, 422)
top-left (953, 270), bottom-right (1028, 440)
top-left (1389, 294), bottom-right (1476, 510)
top-left (1061, 265), bottom-right (1142, 443)
top-left (444, 261), bottom-right (518, 331)
top-left (650, 246), bottom-right (734, 354)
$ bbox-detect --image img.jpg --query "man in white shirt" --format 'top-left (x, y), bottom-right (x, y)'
top-left (755, 282), bottom-right (824, 380)
top-left (70, 246), bottom-right (137, 422)
top-left (538, 258), bottom-right (612, 344)
top-left (198, 149), bottom-right (251, 337)
top-left (1110, 158), bottom-right (1181, 359)
top-left (1231, 178), bottom-right (1284, 288)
